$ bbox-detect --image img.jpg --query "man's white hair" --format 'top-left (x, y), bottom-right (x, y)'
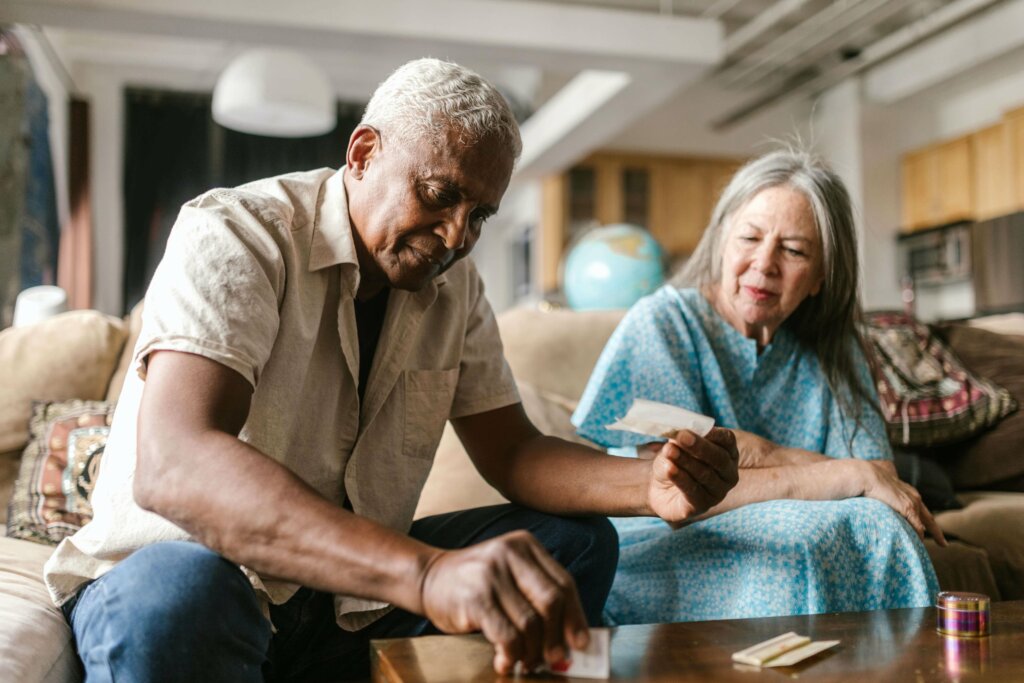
top-left (361, 58), bottom-right (522, 160)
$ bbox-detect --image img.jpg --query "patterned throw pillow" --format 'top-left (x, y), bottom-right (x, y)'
top-left (861, 312), bottom-right (1017, 448)
top-left (6, 400), bottom-right (114, 545)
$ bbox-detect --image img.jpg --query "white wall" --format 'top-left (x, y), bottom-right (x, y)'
top-left (860, 42), bottom-right (1024, 319)
top-left (472, 180), bottom-right (541, 312)
top-left (608, 80), bottom-right (815, 158)
top-left (795, 7), bottom-right (1024, 318)
top-left (859, 101), bottom-right (905, 312)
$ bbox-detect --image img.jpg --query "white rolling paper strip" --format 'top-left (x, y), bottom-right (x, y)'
top-left (540, 628), bottom-right (611, 679)
top-left (732, 631), bottom-right (840, 667)
top-left (607, 399), bottom-right (715, 439)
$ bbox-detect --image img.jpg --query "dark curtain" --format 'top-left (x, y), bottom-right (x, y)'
top-left (122, 88), bottom-right (362, 314)
top-left (0, 31), bottom-right (60, 328)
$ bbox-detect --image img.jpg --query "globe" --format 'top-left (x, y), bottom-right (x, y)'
top-left (563, 223), bottom-right (666, 311)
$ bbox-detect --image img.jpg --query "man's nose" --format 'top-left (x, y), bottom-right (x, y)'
top-left (438, 212), bottom-right (469, 251)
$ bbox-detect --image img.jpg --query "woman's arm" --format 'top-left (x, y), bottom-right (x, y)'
top-left (732, 429), bottom-right (827, 467)
top-left (639, 431), bottom-right (826, 468)
top-left (638, 439), bottom-right (946, 544)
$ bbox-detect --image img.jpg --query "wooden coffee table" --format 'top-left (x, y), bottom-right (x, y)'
top-left (371, 601), bottom-right (1024, 682)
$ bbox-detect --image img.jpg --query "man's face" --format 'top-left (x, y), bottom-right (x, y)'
top-left (345, 125), bottom-right (515, 296)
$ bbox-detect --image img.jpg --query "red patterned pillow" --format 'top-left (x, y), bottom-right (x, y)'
top-left (6, 400), bottom-right (113, 545)
top-left (862, 312), bottom-right (1017, 447)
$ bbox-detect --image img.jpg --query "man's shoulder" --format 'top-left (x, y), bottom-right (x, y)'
top-left (184, 168), bottom-right (337, 232)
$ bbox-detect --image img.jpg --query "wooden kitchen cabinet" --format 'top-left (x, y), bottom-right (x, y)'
top-left (971, 123), bottom-right (1015, 221)
top-left (937, 136), bottom-right (974, 224)
top-left (539, 152), bottom-right (745, 292)
top-left (1006, 105), bottom-right (1024, 212)
top-left (901, 148), bottom-right (935, 230)
top-left (901, 135), bottom-right (973, 231)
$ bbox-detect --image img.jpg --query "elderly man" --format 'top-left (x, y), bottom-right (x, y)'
top-left (44, 59), bottom-right (739, 681)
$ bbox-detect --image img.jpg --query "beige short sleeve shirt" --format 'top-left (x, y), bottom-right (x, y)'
top-left (44, 168), bottom-right (520, 630)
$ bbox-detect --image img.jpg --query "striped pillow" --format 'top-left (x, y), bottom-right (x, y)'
top-left (862, 312), bottom-right (1017, 447)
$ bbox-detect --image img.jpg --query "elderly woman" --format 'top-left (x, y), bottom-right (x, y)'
top-left (572, 149), bottom-right (945, 625)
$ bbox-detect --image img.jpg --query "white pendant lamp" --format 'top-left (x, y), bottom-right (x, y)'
top-left (212, 48), bottom-right (336, 137)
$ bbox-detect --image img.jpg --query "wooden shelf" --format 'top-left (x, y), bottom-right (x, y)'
top-left (539, 151), bottom-right (744, 292)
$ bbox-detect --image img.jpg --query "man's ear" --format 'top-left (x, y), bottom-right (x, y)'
top-left (346, 125), bottom-right (381, 179)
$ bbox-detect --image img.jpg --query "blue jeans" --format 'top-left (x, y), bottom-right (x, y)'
top-left (63, 504), bottom-right (618, 682)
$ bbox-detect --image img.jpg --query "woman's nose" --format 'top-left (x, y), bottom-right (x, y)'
top-left (752, 243), bottom-right (778, 273)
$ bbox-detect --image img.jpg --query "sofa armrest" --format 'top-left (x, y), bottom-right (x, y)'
top-left (924, 538), bottom-right (1001, 600)
top-left (0, 536), bottom-right (80, 682)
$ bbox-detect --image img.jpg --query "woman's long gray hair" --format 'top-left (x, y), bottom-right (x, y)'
top-left (676, 149), bottom-right (875, 438)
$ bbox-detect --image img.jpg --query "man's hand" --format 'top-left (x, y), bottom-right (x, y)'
top-left (419, 530), bottom-right (589, 675)
top-left (646, 427), bottom-right (740, 523)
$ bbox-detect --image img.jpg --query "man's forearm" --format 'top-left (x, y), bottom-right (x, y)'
top-left (479, 434), bottom-right (656, 518)
top-left (135, 430), bottom-right (438, 615)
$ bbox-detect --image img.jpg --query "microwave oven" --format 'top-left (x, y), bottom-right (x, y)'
top-left (898, 223), bottom-right (971, 286)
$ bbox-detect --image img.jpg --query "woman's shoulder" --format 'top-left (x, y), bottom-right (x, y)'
top-left (612, 286), bottom-right (716, 353)
top-left (630, 285), bottom-right (706, 318)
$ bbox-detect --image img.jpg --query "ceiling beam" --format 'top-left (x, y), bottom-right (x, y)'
top-left (0, 0), bottom-right (720, 73)
top-left (516, 67), bottom-right (699, 177)
top-left (711, 0), bottom-right (1007, 128)
top-left (864, 0), bottom-right (1024, 103)
top-left (1, 0), bottom-right (723, 175)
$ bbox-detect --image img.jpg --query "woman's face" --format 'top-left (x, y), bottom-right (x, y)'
top-left (713, 185), bottom-right (824, 344)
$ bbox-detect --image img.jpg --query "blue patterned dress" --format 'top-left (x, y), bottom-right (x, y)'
top-left (572, 287), bottom-right (939, 625)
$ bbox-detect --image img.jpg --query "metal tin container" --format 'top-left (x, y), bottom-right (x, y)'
top-left (936, 591), bottom-right (990, 637)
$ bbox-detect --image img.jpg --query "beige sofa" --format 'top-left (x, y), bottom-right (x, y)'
top-left (1, 308), bottom-right (140, 682)
top-left (414, 307), bottom-right (1024, 600)
top-left (1, 305), bottom-right (1022, 681)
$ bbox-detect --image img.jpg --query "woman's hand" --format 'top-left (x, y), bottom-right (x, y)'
top-left (850, 460), bottom-right (948, 546)
top-left (646, 427), bottom-right (740, 523)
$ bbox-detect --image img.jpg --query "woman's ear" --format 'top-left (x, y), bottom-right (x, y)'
top-left (346, 125), bottom-right (381, 179)
top-left (810, 271), bottom-right (824, 296)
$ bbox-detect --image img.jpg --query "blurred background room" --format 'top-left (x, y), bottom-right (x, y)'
top-left (2, 0), bottom-right (1024, 324)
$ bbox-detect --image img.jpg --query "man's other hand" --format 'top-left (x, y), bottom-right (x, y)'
top-left (418, 530), bottom-right (589, 674)
top-left (647, 427), bottom-right (740, 523)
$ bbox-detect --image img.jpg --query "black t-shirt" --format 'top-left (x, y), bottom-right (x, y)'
top-left (353, 288), bottom-right (390, 404)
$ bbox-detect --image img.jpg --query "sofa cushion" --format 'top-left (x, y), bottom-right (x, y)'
top-left (106, 300), bottom-right (145, 402)
top-left (0, 311), bottom-right (126, 454)
top-left (6, 400), bottom-right (114, 545)
top-left (935, 492), bottom-right (1024, 600)
top-left (967, 312), bottom-right (1024, 336)
top-left (923, 537), bottom-right (1001, 599)
top-left (0, 536), bottom-right (80, 682)
top-left (497, 307), bottom-right (624, 401)
top-left (927, 324), bottom-right (1024, 490)
top-left (415, 381), bottom-right (591, 519)
top-left (861, 312), bottom-right (1016, 448)
top-left (0, 449), bottom-right (20, 527)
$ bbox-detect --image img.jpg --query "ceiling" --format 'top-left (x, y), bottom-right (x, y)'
top-left (500, 0), bottom-right (1005, 128)
top-left (0, 0), bottom-right (1012, 172)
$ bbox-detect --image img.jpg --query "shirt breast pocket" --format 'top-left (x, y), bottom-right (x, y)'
top-left (403, 368), bottom-right (458, 460)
